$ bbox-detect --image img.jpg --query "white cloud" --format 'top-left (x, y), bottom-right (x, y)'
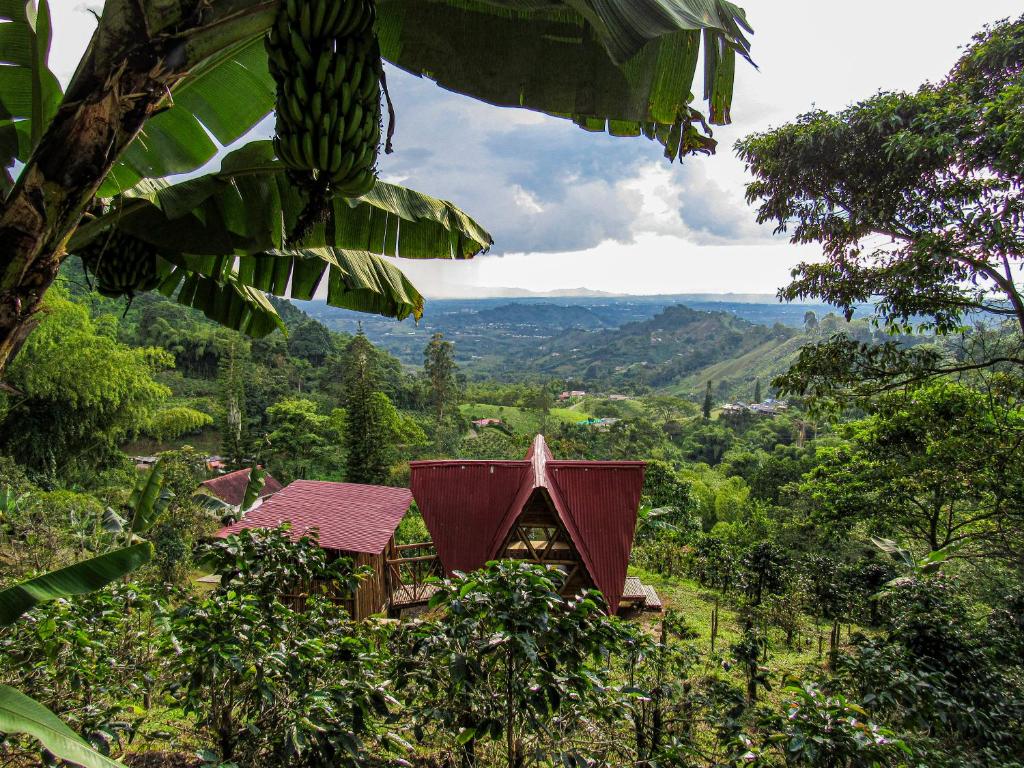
top-left (511, 185), bottom-right (545, 214)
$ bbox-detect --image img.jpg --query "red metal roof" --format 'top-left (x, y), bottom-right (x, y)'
top-left (200, 468), bottom-right (283, 507)
top-left (408, 461), bottom-right (529, 573)
top-left (410, 435), bottom-right (645, 613)
top-left (216, 480), bottom-right (413, 555)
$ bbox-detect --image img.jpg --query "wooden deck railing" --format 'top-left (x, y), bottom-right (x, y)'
top-left (387, 542), bottom-right (441, 610)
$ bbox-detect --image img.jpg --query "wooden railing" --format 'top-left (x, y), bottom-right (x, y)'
top-left (387, 542), bottom-right (441, 610)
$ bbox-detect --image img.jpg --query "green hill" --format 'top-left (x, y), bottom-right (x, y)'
top-left (508, 304), bottom-right (796, 389)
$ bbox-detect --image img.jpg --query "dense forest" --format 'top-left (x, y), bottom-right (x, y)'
top-left (1, 3), bottom-right (1024, 768)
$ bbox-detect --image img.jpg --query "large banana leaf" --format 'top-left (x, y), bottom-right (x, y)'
top-left (376, 0), bottom-right (753, 156)
top-left (0, 0), bottom-right (61, 188)
top-left (0, 542), bottom-right (153, 626)
top-left (99, 0), bottom-right (753, 184)
top-left (98, 141), bottom-right (491, 259)
top-left (98, 36), bottom-right (274, 197)
top-left (0, 686), bottom-right (126, 768)
top-left (157, 265), bottom-right (287, 337)
top-left (127, 460), bottom-right (172, 535)
top-left (238, 248), bottom-right (425, 320)
top-left (164, 247), bottom-right (424, 323)
top-left (240, 465), bottom-right (266, 513)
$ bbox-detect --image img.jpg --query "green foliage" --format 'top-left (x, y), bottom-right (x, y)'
top-left (0, 465), bottom-right (168, 768)
top-left (424, 332), bottom-right (462, 451)
top-left (143, 406), bottom-right (212, 442)
top-left (739, 14), bottom-right (1024, 398)
top-left (343, 332), bottom-right (397, 485)
top-left (286, 319), bottom-right (333, 366)
top-left (802, 381), bottom-right (1024, 558)
top-left (265, 397), bottom-right (339, 482)
top-left (0, 685), bottom-right (126, 768)
top-left (834, 576), bottom-right (1024, 764)
top-left (216, 340), bottom-right (250, 464)
top-left (1, 292), bottom-right (171, 477)
top-left (0, 488), bottom-right (109, 577)
top-left (144, 447), bottom-right (216, 584)
top-left (682, 420), bottom-right (735, 465)
top-left (398, 561), bottom-right (624, 766)
top-left (0, 583), bottom-right (168, 756)
top-left (171, 527), bottom-right (389, 765)
top-left (753, 682), bottom-right (908, 766)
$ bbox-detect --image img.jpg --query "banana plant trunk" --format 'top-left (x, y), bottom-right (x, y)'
top-left (0, 71), bottom-right (165, 372)
top-left (0, 0), bottom-right (275, 380)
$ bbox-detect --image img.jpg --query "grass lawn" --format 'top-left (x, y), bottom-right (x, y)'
top-left (628, 566), bottom-right (854, 699)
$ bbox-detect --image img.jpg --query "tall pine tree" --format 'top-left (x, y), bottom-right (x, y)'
top-left (343, 331), bottom-right (392, 485)
top-left (423, 333), bottom-right (461, 453)
top-left (702, 381), bottom-right (714, 421)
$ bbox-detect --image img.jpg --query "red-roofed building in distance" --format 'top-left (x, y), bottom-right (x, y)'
top-left (471, 417), bottom-right (503, 428)
top-left (558, 390), bottom-right (587, 401)
top-left (217, 481), bottom-right (413, 620)
top-left (199, 467), bottom-right (283, 510)
top-left (410, 435), bottom-right (660, 614)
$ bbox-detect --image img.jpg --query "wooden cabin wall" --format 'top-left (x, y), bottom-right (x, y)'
top-left (351, 549), bottom-right (389, 620)
top-left (280, 545), bottom-right (391, 620)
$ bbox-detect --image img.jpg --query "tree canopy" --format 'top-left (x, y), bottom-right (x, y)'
top-left (737, 15), bottom-right (1024, 398)
top-left (801, 381), bottom-right (1024, 559)
top-left (0, 292), bottom-right (170, 476)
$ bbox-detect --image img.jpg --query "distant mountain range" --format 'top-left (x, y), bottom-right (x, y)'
top-left (422, 286), bottom-right (624, 299)
top-left (300, 295), bottom-right (853, 395)
top-left (419, 285), bottom-right (786, 303)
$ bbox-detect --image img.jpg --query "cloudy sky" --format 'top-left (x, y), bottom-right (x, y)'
top-left (53, 1), bottom-right (1020, 297)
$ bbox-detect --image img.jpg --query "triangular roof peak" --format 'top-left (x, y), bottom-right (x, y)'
top-left (410, 435), bottom-right (646, 613)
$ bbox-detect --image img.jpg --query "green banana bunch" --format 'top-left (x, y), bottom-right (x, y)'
top-left (77, 230), bottom-right (162, 300)
top-left (266, 0), bottom-right (383, 233)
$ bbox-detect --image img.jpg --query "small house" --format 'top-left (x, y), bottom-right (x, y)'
top-left (199, 467), bottom-right (283, 510)
top-left (410, 435), bottom-right (657, 614)
top-left (472, 418), bottom-right (503, 428)
top-left (216, 480), bottom-right (413, 620)
top-left (558, 390), bottom-right (587, 401)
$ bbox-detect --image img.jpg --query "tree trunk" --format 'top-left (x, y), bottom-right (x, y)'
top-left (0, 72), bottom-right (165, 373)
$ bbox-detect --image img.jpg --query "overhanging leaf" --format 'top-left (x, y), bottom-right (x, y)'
top-left (375, 0), bottom-right (754, 157)
top-left (179, 247), bottom-right (425, 321)
top-left (0, 0), bottom-right (62, 177)
top-left (0, 685), bottom-right (126, 768)
top-left (99, 141), bottom-right (492, 259)
top-left (0, 543), bottom-right (153, 626)
top-left (128, 461), bottom-right (170, 535)
top-left (158, 265), bottom-right (286, 338)
top-left (100, 0), bottom-right (753, 186)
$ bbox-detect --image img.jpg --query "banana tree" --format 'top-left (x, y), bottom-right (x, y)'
top-left (0, 0), bottom-right (754, 377)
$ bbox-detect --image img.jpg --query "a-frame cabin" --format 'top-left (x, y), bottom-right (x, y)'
top-left (410, 435), bottom-right (648, 613)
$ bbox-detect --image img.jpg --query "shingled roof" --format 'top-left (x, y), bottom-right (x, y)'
top-left (200, 468), bottom-right (283, 507)
top-left (217, 480), bottom-right (413, 555)
top-left (410, 435), bottom-right (645, 613)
